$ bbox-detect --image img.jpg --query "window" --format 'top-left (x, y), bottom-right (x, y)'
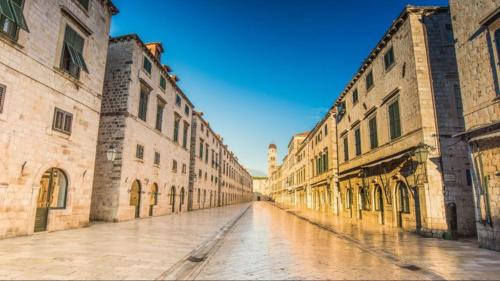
top-left (175, 94), bottom-right (182, 107)
top-left (61, 26), bottom-right (88, 78)
top-left (136, 144), bottom-right (144, 160)
top-left (343, 136), bottom-right (349, 162)
top-left (375, 186), bottom-right (383, 211)
top-left (184, 105), bottom-right (190, 116)
top-left (0, 0), bottom-right (28, 39)
top-left (324, 124), bottom-right (328, 136)
top-left (143, 56), bottom-right (152, 75)
top-left (154, 152), bottom-right (160, 166)
top-left (199, 139), bottom-right (204, 159)
top-left (205, 144), bottom-right (209, 164)
top-left (384, 47), bottom-right (395, 70)
top-left (337, 100), bottom-right (346, 122)
top-left (466, 169), bottom-right (472, 186)
top-left (354, 127), bottom-right (362, 156)
top-left (0, 84), bottom-right (6, 114)
top-left (77, 0), bottom-right (90, 10)
top-left (39, 168), bottom-right (68, 209)
top-left (182, 121), bottom-right (189, 149)
top-left (155, 99), bottom-right (164, 131)
top-left (366, 70), bottom-right (374, 91)
top-left (182, 164), bottom-right (187, 174)
top-left (398, 183), bottom-right (410, 213)
top-left (369, 116), bottom-right (378, 149)
top-left (138, 87), bottom-right (149, 121)
top-left (388, 99), bottom-right (401, 140)
top-left (352, 88), bottom-right (359, 105)
top-left (158, 75), bottom-right (166, 91)
top-left (173, 114), bottom-right (180, 142)
top-left (169, 186), bottom-right (175, 205)
top-left (360, 187), bottom-right (370, 211)
top-left (52, 108), bottom-right (73, 135)
top-left (346, 189), bottom-right (352, 209)
top-left (172, 160), bottom-right (178, 172)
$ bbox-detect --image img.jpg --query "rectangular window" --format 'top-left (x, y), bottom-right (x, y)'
top-left (138, 87), bottom-right (149, 121)
top-left (366, 70), bottom-right (374, 91)
top-left (388, 100), bottom-right (401, 140)
top-left (0, 0), bottom-right (29, 39)
top-left (343, 136), bottom-right (349, 162)
top-left (369, 116), bottom-right (378, 149)
top-left (324, 124), bottom-right (328, 136)
top-left (384, 47), bottom-right (395, 70)
top-left (61, 25), bottom-right (88, 78)
top-left (199, 139), bottom-right (204, 158)
top-left (205, 144), bottom-right (209, 164)
top-left (160, 76), bottom-right (166, 90)
top-left (182, 121), bottom-right (189, 149)
top-left (143, 56), bottom-right (152, 75)
top-left (0, 84), bottom-right (5, 114)
top-left (352, 88), bottom-right (359, 105)
top-left (77, 0), bottom-right (90, 10)
top-left (136, 144), bottom-right (144, 160)
top-left (154, 152), bottom-right (160, 166)
top-left (172, 160), bottom-right (177, 172)
top-left (173, 114), bottom-right (180, 142)
top-left (175, 94), bottom-right (182, 107)
top-left (52, 108), bottom-right (73, 135)
top-left (155, 99), bottom-right (164, 131)
top-left (184, 105), bottom-right (190, 116)
top-left (354, 127), bottom-right (362, 156)
top-left (182, 163), bottom-right (187, 174)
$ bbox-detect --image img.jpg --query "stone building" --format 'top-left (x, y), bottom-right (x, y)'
top-left (333, 6), bottom-right (474, 238)
top-left (90, 34), bottom-right (194, 221)
top-left (220, 142), bottom-right (253, 206)
top-left (450, 0), bottom-right (500, 250)
top-left (252, 176), bottom-right (269, 200)
top-left (0, 0), bottom-right (117, 238)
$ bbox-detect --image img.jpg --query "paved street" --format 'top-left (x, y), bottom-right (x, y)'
top-left (1, 202), bottom-right (500, 280)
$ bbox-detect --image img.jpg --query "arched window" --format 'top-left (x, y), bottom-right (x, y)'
top-left (39, 168), bottom-right (68, 209)
top-left (150, 184), bottom-right (158, 206)
top-left (169, 186), bottom-right (176, 205)
top-left (346, 189), bottom-right (352, 209)
top-left (360, 187), bottom-right (370, 211)
top-left (398, 183), bottom-right (410, 213)
top-left (374, 186), bottom-right (384, 211)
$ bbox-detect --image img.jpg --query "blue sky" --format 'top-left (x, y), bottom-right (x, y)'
top-left (111, 0), bottom-right (447, 175)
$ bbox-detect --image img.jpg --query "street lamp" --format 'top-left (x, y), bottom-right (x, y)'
top-left (413, 144), bottom-right (430, 165)
top-left (106, 145), bottom-right (117, 161)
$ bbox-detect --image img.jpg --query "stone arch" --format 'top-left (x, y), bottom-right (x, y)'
top-left (130, 180), bottom-right (142, 219)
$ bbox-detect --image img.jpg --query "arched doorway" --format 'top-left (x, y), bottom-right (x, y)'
top-left (149, 183), bottom-right (158, 217)
top-left (179, 187), bottom-right (185, 212)
top-left (35, 168), bottom-right (68, 232)
top-left (396, 182), bottom-right (410, 228)
top-left (130, 180), bottom-right (142, 219)
top-left (374, 185), bottom-right (384, 225)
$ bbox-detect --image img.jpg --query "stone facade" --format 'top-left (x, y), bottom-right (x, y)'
top-left (450, 0), bottom-right (500, 250)
top-left (0, 0), bottom-right (116, 238)
top-left (268, 6), bottom-right (476, 240)
top-left (334, 6), bottom-right (474, 238)
top-left (90, 34), bottom-right (194, 221)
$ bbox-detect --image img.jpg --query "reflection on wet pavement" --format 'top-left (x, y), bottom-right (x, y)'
top-left (195, 202), bottom-right (500, 280)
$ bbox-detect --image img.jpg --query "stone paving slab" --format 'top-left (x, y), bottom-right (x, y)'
top-left (276, 202), bottom-right (500, 280)
top-left (0, 203), bottom-right (250, 280)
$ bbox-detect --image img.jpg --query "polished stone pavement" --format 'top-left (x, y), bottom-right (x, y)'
top-left (0, 202), bottom-right (499, 280)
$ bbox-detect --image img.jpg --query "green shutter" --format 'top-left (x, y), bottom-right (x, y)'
top-left (369, 117), bottom-right (378, 149)
top-left (8, 0), bottom-right (28, 31)
top-left (389, 101), bottom-right (401, 139)
top-left (0, 0), bottom-right (15, 23)
top-left (64, 26), bottom-right (88, 72)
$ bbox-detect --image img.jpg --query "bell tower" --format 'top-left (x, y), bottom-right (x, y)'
top-left (267, 144), bottom-right (277, 177)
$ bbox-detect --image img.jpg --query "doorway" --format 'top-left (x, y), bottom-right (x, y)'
top-left (375, 185), bottom-right (384, 225)
top-left (34, 168), bottom-right (68, 232)
top-left (130, 180), bottom-right (141, 219)
top-left (149, 183), bottom-right (158, 217)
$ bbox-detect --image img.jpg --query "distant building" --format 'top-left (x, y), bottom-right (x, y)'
top-left (450, 0), bottom-right (500, 250)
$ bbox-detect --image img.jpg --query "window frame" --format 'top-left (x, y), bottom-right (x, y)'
top-left (352, 88), bottom-right (359, 105)
top-left (388, 99), bottom-right (402, 140)
top-left (0, 0), bottom-right (29, 40)
top-left (60, 25), bottom-right (88, 78)
top-left (155, 98), bottom-right (165, 131)
top-left (365, 70), bottom-right (374, 91)
top-left (384, 46), bottom-right (395, 71)
top-left (154, 151), bottom-right (160, 166)
top-left (52, 107), bottom-right (73, 135)
top-left (369, 116), bottom-right (378, 149)
top-left (138, 86), bottom-right (149, 121)
top-left (173, 114), bottom-right (181, 143)
top-left (135, 144), bottom-right (144, 160)
top-left (343, 136), bottom-right (349, 162)
top-left (143, 56), bottom-right (152, 75)
top-left (354, 127), bottom-right (362, 156)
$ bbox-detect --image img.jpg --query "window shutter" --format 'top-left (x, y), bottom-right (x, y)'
top-left (0, 85), bottom-right (5, 114)
top-left (0, 0), bottom-right (15, 23)
top-left (63, 26), bottom-right (88, 72)
top-left (8, 0), bottom-right (28, 31)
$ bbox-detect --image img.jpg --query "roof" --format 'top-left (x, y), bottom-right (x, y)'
top-left (109, 34), bottom-right (194, 108)
top-left (269, 143), bottom-right (277, 149)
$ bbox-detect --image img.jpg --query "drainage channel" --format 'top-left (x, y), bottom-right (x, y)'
top-left (155, 205), bottom-right (250, 281)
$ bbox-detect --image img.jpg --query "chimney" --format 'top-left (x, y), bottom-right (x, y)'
top-left (145, 42), bottom-right (164, 61)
